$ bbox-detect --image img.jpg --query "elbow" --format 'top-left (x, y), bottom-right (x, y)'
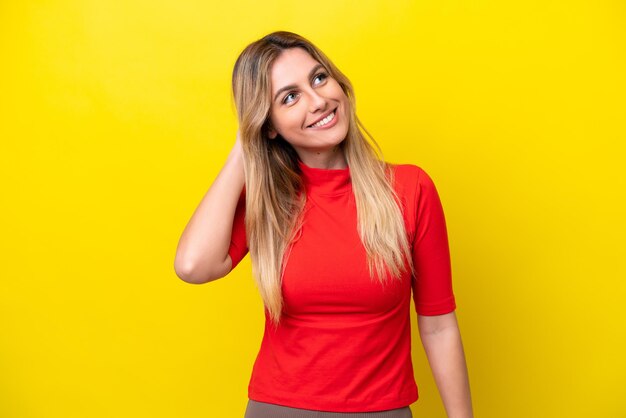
top-left (173, 255), bottom-right (226, 284)
top-left (174, 256), bottom-right (207, 284)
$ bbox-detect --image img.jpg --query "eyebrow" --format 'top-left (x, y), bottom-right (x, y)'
top-left (273, 63), bottom-right (326, 103)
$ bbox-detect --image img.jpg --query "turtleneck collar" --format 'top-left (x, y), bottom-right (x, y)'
top-left (297, 159), bottom-right (352, 197)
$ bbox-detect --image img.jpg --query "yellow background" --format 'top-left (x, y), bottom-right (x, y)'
top-left (1, 1), bottom-right (625, 417)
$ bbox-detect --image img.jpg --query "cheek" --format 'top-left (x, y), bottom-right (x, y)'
top-left (330, 80), bottom-right (347, 96)
top-left (269, 110), bottom-right (285, 129)
top-left (272, 111), bottom-right (300, 133)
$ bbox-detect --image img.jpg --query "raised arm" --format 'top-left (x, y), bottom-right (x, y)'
top-left (174, 132), bottom-right (245, 284)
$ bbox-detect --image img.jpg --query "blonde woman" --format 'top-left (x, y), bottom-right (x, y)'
top-left (175, 31), bottom-right (473, 418)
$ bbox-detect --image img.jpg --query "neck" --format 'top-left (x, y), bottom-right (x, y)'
top-left (298, 146), bottom-right (347, 170)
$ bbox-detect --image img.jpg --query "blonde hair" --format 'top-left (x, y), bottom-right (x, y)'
top-left (232, 31), bottom-right (414, 327)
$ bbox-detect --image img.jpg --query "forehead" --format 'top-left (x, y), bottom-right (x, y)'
top-left (270, 48), bottom-right (321, 91)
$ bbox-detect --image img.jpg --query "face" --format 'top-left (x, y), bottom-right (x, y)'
top-left (267, 47), bottom-right (350, 165)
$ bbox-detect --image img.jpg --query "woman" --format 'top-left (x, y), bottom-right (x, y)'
top-left (175, 31), bottom-right (473, 418)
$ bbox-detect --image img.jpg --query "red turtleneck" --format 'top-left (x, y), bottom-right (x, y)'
top-left (227, 160), bottom-right (456, 413)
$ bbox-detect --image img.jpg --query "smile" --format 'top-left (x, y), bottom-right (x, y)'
top-left (307, 109), bottom-right (337, 129)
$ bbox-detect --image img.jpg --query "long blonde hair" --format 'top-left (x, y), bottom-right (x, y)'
top-left (232, 31), bottom-right (415, 327)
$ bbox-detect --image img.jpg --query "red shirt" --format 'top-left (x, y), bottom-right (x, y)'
top-left (227, 160), bottom-right (456, 413)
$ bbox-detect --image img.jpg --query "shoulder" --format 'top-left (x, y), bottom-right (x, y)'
top-left (386, 162), bottom-right (435, 191)
top-left (388, 162), bottom-right (422, 178)
top-left (386, 163), bottom-right (443, 217)
top-left (385, 163), bottom-right (447, 236)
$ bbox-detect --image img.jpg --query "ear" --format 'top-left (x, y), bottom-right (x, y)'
top-left (267, 124), bottom-right (278, 139)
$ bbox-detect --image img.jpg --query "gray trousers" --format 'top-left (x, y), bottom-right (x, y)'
top-left (244, 399), bottom-right (413, 418)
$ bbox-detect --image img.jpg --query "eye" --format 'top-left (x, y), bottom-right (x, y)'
top-left (313, 72), bottom-right (328, 86)
top-left (282, 92), bottom-right (299, 105)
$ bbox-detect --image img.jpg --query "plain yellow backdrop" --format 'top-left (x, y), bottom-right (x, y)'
top-left (1, 1), bottom-right (625, 417)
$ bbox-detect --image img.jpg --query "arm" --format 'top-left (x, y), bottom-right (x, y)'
top-left (418, 311), bottom-right (474, 418)
top-left (174, 133), bottom-right (245, 284)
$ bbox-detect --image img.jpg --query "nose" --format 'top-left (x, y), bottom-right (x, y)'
top-left (308, 89), bottom-right (327, 113)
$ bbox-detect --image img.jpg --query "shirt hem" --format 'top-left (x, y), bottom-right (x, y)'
top-left (248, 387), bottom-right (418, 413)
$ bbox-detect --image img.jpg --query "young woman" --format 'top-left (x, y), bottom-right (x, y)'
top-left (175, 31), bottom-right (473, 418)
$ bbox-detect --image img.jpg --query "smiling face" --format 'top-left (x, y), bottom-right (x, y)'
top-left (267, 47), bottom-right (350, 168)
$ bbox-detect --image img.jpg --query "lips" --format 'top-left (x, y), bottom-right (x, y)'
top-left (306, 108), bottom-right (337, 128)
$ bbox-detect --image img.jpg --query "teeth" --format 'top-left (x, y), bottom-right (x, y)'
top-left (310, 111), bottom-right (335, 128)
